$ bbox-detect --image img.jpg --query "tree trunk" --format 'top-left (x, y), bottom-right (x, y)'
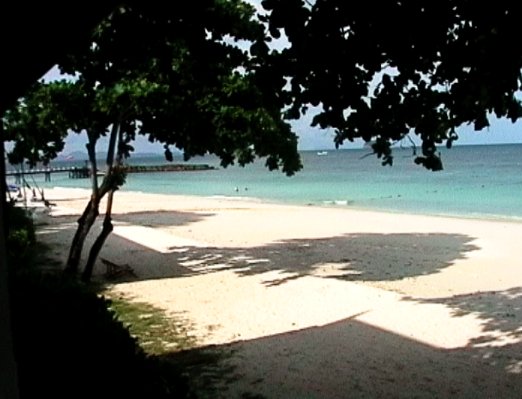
top-left (64, 122), bottom-right (122, 277)
top-left (75, 121), bottom-right (123, 280)
top-left (64, 198), bottom-right (100, 275)
top-left (63, 130), bottom-right (104, 276)
top-left (81, 121), bottom-right (125, 282)
top-left (81, 190), bottom-right (115, 282)
top-left (0, 120), bottom-right (20, 399)
top-left (85, 136), bottom-right (99, 194)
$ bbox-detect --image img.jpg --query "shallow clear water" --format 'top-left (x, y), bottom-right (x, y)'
top-left (10, 144), bottom-right (522, 221)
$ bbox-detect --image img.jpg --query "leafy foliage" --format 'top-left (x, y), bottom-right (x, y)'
top-left (261, 0), bottom-right (522, 170)
top-left (10, 274), bottom-right (189, 398)
top-left (54, 0), bottom-right (302, 175)
top-left (5, 203), bottom-right (36, 265)
top-left (6, 1), bottom-right (522, 173)
top-left (3, 82), bottom-right (70, 166)
top-left (4, 1), bottom-right (302, 175)
top-left (3, 1), bottom-right (303, 278)
top-left (6, 213), bottom-right (188, 398)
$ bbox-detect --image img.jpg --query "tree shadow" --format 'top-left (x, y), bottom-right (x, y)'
top-left (35, 209), bottom-right (212, 276)
top-left (38, 209), bottom-right (480, 285)
top-left (36, 213), bottom-right (522, 397)
top-left (114, 210), bottom-right (213, 228)
top-left (239, 233), bottom-right (479, 285)
top-left (103, 232), bottom-right (478, 284)
top-left (44, 209), bottom-right (212, 228)
top-left (157, 317), bottom-right (522, 398)
top-left (409, 287), bottom-right (522, 372)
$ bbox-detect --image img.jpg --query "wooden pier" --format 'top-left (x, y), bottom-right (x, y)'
top-left (6, 163), bottom-right (215, 182)
top-left (6, 166), bottom-right (80, 177)
top-left (68, 167), bottom-right (90, 179)
top-left (6, 166), bottom-right (91, 182)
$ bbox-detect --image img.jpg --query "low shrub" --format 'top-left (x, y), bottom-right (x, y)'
top-left (5, 202), bottom-right (36, 266)
top-left (10, 274), bottom-right (189, 398)
top-left (5, 206), bottom-right (190, 398)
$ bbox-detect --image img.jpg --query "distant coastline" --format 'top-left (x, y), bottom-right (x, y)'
top-left (122, 164), bottom-right (215, 173)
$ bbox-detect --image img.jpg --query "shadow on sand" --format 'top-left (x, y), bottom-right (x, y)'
top-left (115, 210), bottom-right (214, 228)
top-left (39, 210), bottom-right (522, 397)
top-left (103, 230), bottom-right (479, 285)
top-left (40, 210), bottom-right (479, 284)
top-left (159, 315), bottom-right (522, 398)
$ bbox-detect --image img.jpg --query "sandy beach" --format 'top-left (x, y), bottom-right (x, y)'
top-left (35, 187), bottom-right (522, 398)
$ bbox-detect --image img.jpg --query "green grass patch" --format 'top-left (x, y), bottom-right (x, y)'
top-left (104, 295), bottom-right (239, 397)
top-left (107, 295), bottom-right (198, 355)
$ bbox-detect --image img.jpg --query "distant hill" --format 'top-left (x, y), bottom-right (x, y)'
top-left (129, 152), bottom-right (166, 159)
top-left (58, 151), bottom-right (167, 161)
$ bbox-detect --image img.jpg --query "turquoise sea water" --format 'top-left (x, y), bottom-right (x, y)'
top-left (10, 144), bottom-right (522, 221)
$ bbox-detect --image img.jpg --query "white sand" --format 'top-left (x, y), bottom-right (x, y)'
top-left (36, 187), bottom-right (522, 398)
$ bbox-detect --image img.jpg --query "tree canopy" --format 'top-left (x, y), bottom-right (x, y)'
top-left (3, 0), bottom-right (304, 280)
top-left (260, 0), bottom-right (522, 169)
top-left (58, 0), bottom-right (301, 174)
top-left (3, 82), bottom-right (71, 166)
top-left (5, 1), bottom-right (302, 175)
top-left (8, 1), bottom-right (522, 173)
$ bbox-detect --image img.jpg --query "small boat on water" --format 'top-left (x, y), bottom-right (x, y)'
top-left (317, 151), bottom-right (328, 156)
